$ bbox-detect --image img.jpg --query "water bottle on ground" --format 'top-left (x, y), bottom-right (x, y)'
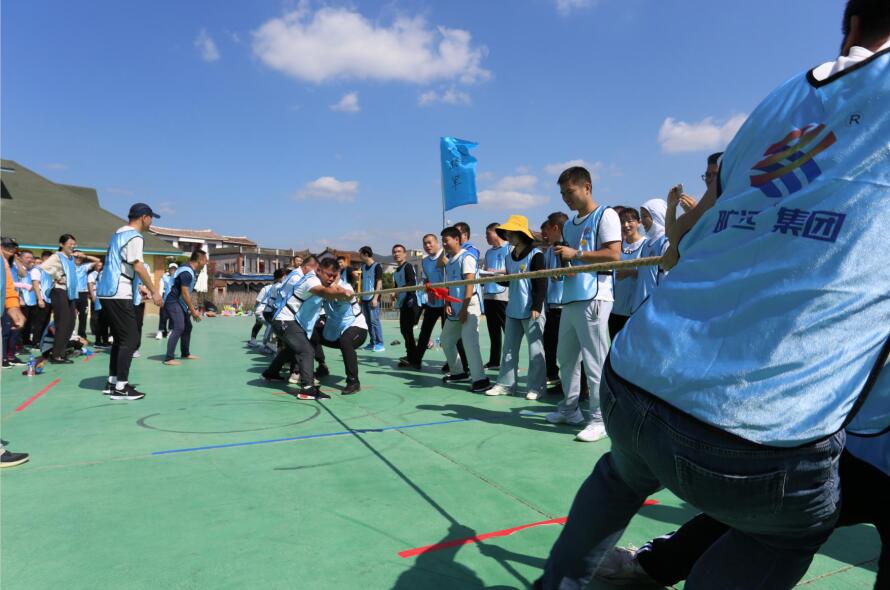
top-left (26, 355), bottom-right (37, 376)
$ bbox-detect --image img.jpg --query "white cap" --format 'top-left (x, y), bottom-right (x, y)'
top-left (168, 263), bottom-right (178, 268)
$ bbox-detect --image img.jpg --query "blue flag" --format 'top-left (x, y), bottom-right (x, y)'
top-left (440, 136), bottom-right (479, 211)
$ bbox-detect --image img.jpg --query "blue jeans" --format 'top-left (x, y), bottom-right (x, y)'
top-left (541, 360), bottom-right (843, 590)
top-left (360, 300), bottom-right (383, 346)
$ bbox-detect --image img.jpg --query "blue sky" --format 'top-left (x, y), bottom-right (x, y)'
top-left (2, 0), bottom-right (844, 253)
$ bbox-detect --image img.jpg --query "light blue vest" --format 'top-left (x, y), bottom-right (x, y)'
top-left (265, 280), bottom-right (284, 315)
top-left (542, 247), bottom-right (564, 308)
top-left (629, 235), bottom-right (668, 314)
top-left (58, 253), bottom-right (79, 300)
top-left (294, 272), bottom-right (324, 337)
top-left (76, 263), bottom-right (92, 293)
top-left (421, 254), bottom-right (445, 308)
top-left (36, 268), bottom-right (53, 302)
top-left (561, 206), bottom-right (609, 304)
top-left (97, 229), bottom-right (142, 298)
top-left (17, 265), bottom-right (37, 306)
top-left (323, 280), bottom-right (363, 341)
top-left (505, 246), bottom-right (540, 320)
top-left (133, 262), bottom-right (151, 306)
top-left (393, 263), bottom-right (426, 307)
top-left (278, 269), bottom-right (304, 303)
top-left (160, 273), bottom-right (173, 300)
top-left (90, 272), bottom-right (102, 311)
top-left (612, 239), bottom-right (648, 316)
top-left (273, 273), bottom-right (310, 320)
top-left (611, 50), bottom-right (890, 446)
top-left (171, 266), bottom-right (196, 312)
top-left (1, 258), bottom-right (6, 314)
top-left (360, 262), bottom-right (379, 302)
top-left (482, 244), bottom-right (510, 295)
top-left (445, 250), bottom-right (482, 320)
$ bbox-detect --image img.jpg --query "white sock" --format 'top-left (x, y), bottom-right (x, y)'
top-left (115, 380), bottom-right (128, 391)
top-left (109, 376), bottom-right (118, 384)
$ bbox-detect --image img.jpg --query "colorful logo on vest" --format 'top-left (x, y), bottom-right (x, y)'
top-left (750, 124), bottom-right (836, 198)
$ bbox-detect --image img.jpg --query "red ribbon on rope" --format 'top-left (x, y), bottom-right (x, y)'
top-left (424, 282), bottom-right (461, 304)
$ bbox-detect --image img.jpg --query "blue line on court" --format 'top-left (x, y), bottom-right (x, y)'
top-left (152, 418), bottom-right (474, 456)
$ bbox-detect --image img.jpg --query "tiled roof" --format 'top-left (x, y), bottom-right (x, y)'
top-left (150, 226), bottom-right (225, 241)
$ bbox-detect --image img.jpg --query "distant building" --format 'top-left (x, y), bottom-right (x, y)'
top-left (150, 226), bottom-right (257, 255)
top-left (0, 159), bottom-right (180, 312)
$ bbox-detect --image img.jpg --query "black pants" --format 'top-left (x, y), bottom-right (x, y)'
top-left (91, 305), bottom-right (110, 345)
top-left (165, 301), bottom-right (192, 360)
top-left (483, 298), bottom-right (507, 366)
top-left (101, 299), bottom-right (139, 382)
top-left (415, 305), bottom-right (467, 370)
top-left (251, 317), bottom-right (264, 339)
top-left (399, 302), bottom-right (421, 364)
top-left (267, 320), bottom-right (315, 387)
top-left (51, 288), bottom-right (77, 359)
top-left (76, 292), bottom-right (90, 339)
top-left (321, 326), bottom-right (368, 384)
top-left (543, 307), bottom-right (561, 381)
top-left (158, 305), bottom-right (170, 335)
top-left (135, 302), bottom-right (145, 351)
top-left (608, 313), bottom-right (630, 341)
top-left (635, 450), bottom-right (889, 589)
top-left (25, 304), bottom-right (50, 347)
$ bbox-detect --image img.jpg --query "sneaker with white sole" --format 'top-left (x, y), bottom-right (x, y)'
top-left (109, 384), bottom-right (145, 401)
top-left (575, 416), bottom-right (608, 442)
top-left (484, 384), bottom-right (513, 397)
top-left (288, 373), bottom-right (300, 384)
top-left (595, 546), bottom-right (656, 586)
top-left (155, 331), bottom-right (163, 340)
top-left (545, 410), bottom-right (585, 425)
top-left (247, 339), bottom-right (257, 347)
top-left (102, 380), bottom-right (115, 395)
top-left (546, 378), bottom-right (561, 388)
top-left (525, 390), bottom-right (542, 401)
top-left (132, 350), bottom-right (141, 358)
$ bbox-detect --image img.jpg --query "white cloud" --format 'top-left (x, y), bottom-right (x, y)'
top-left (555, 0), bottom-right (596, 16)
top-left (105, 187), bottom-right (135, 197)
top-left (658, 114), bottom-right (747, 153)
top-left (418, 86), bottom-right (471, 106)
top-left (156, 202), bottom-right (176, 216)
top-left (43, 162), bottom-right (69, 171)
top-left (478, 174), bottom-right (549, 209)
top-left (195, 28), bottom-right (220, 62)
top-left (252, 7), bottom-right (489, 84)
top-left (543, 159), bottom-right (608, 182)
top-left (296, 176), bottom-right (359, 202)
top-left (515, 165), bottom-right (530, 174)
top-left (330, 91), bottom-right (360, 113)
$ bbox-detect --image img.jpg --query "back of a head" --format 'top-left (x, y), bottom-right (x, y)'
top-left (273, 268), bottom-right (288, 281)
top-left (359, 246), bottom-right (373, 258)
top-left (454, 222), bottom-right (470, 238)
top-left (302, 254), bottom-right (319, 269)
top-left (546, 211), bottom-right (569, 231)
top-left (190, 249), bottom-right (207, 263)
top-left (707, 152), bottom-right (723, 167)
top-left (843, 0), bottom-right (890, 45)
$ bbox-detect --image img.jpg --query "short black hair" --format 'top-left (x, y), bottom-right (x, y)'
top-left (190, 249), bottom-right (207, 262)
top-left (441, 226), bottom-right (461, 241)
top-left (557, 166), bottom-right (592, 187)
top-left (0, 237), bottom-right (18, 249)
top-left (612, 206), bottom-right (626, 216)
top-left (619, 207), bottom-right (641, 222)
top-left (41, 250), bottom-right (53, 258)
top-left (319, 257), bottom-right (339, 271)
top-left (303, 254), bottom-right (319, 266)
top-left (485, 222), bottom-right (499, 232)
top-left (391, 244), bottom-right (406, 252)
top-left (336, 255), bottom-right (347, 262)
top-left (359, 246), bottom-right (373, 257)
top-left (843, 0), bottom-right (890, 44)
top-left (422, 233), bottom-right (438, 242)
top-left (454, 222), bottom-right (470, 238)
top-left (273, 268), bottom-right (288, 280)
top-left (59, 233), bottom-right (76, 245)
top-left (707, 152), bottom-right (723, 166)
top-left (544, 211), bottom-right (569, 231)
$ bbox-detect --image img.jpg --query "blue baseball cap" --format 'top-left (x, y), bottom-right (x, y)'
top-left (128, 202), bottom-right (161, 219)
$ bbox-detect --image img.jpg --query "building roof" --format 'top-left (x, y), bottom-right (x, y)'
top-left (0, 159), bottom-right (180, 255)
top-left (150, 226), bottom-right (225, 242)
top-left (221, 235), bottom-right (257, 247)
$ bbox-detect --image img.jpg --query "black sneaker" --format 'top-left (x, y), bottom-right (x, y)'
top-left (7, 356), bottom-right (26, 366)
top-left (440, 363), bottom-right (450, 373)
top-left (314, 389), bottom-right (331, 400)
top-left (1, 360), bottom-right (10, 369)
top-left (397, 357), bottom-right (411, 368)
top-left (109, 384), bottom-right (145, 401)
top-left (315, 364), bottom-right (330, 378)
top-left (0, 451), bottom-right (30, 468)
top-left (295, 386), bottom-right (320, 400)
top-left (471, 378), bottom-right (493, 393)
top-left (261, 372), bottom-right (285, 383)
top-left (342, 382), bottom-right (361, 395)
top-left (483, 362), bottom-right (500, 371)
top-left (443, 372), bottom-right (470, 383)
top-left (102, 380), bottom-right (115, 395)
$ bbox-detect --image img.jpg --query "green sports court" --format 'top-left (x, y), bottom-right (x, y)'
top-left (0, 317), bottom-right (880, 589)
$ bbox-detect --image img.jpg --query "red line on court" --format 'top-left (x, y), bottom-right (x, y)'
top-left (398, 500), bottom-right (659, 558)
top-left (83, 354), bottom-right (95, 363)
top-left (15, 378), bottom-right (62, 412)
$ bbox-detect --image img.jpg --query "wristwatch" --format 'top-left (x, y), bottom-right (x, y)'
top-left (574, 250), bottom-right (583, 260)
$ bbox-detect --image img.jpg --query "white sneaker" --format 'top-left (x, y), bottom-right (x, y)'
top-left (525, 390), bottom-right (542, 401)
top-left (595, 546), bottom-right (655, 585)
top-left (155, 331), bottom-right (163, 340)
top-left (247, 339), bottom-right (257, 348)
top-left (546, 410), bottom-right (585, 425)
top-left (575, 418), bottom-right (608, 442)
top-left (484, 384), bottom-right (512, 397)
top-left (546, 379), bottom-right (560, 388)
top-left (132, 350), bottom-right (141, 358)
top-left (288, 373), bottom-right (300, 384)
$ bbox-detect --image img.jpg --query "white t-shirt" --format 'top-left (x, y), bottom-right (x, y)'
top-left (457, 253), bottom-right (482, 315)
top-left (104, 226), bottom-right (145, 300)
top-left (569, 207), bottom-right (622, 302)
top-left (29, 267), bottom-right (42, 282)
top-left (277, 275), bottom-right (322, 322)
top-left (255, 284), bottom-right (272, 313)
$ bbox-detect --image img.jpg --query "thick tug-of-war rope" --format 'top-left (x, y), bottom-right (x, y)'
top-left (355, 256), bottom-right (664, 300)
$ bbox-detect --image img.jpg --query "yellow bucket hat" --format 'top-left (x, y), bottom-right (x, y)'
top-left (496, 215), bottom-right (535, 241)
